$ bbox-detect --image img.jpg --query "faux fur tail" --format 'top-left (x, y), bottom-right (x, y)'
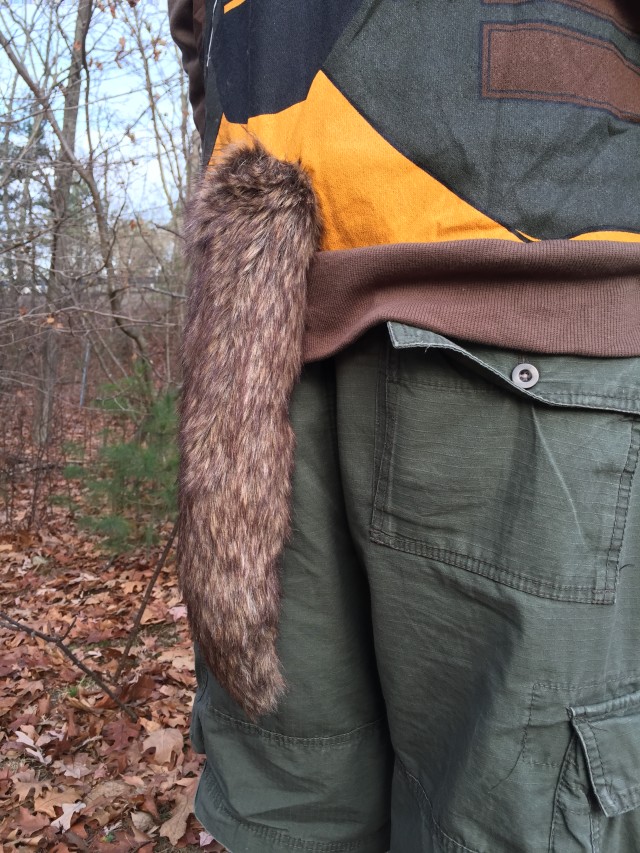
top-left (177, 143), bottom-right (322, 720)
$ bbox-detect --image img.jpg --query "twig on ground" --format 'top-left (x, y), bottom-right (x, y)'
top-left (115, 522), bottom-right (177, 680)
top-left (0, 609), bottom-right (138, 721)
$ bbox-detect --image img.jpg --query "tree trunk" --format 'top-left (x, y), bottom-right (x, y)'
top-left (33, 0), bottom-right (93, 447)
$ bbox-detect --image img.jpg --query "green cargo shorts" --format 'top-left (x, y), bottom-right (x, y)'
top-left (190, 323), bottom-right (640, 853)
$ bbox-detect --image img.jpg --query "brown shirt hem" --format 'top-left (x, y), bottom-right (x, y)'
top-left (303, 239), bottom-right (640, 361)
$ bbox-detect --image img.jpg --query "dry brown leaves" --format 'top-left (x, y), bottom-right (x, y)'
top-left (0, 526), bottom-right (227, 853)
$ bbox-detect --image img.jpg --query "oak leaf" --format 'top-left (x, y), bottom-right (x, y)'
top-left (159, 792), bottom-right (190, 845)
top-left (15, 805), bottom-right (49, 836)
top-left (142, 727), bottom-right (183, 765)
top-left (103, 718), bottom-right (141, 750)
top-left (34, 788), bottom-right (80, 817)
top-left (12, 769), bottom-right (51, 802)
top-left (51, 801), bottom-right (86, 831)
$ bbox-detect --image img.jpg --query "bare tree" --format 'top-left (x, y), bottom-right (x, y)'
top-left (36, 0), bottom-right (92, 445)
top-left (0, 0), bottom-right (194, 527)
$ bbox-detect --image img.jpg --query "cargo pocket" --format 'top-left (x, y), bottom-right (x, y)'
top-left (550, 690), bottom-right (640, 853)
top-left (371, 323), bottom-right (640, 604)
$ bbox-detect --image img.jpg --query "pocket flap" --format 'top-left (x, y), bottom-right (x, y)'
top-left (387, 322), bottom-right (640, 415)
top-left (569, 689), bottom-right (640, 817)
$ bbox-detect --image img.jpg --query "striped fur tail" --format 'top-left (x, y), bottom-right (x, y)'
top-left (177, 143), bottom-right (322, 719)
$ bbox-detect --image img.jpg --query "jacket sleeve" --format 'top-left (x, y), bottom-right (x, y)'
top-left (168, 0), bottom-right (206, 138)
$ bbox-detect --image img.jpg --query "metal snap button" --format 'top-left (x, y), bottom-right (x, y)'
top-left (511, 362), bottom-right (539, 389)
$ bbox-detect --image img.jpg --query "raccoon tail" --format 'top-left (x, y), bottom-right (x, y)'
top-left (177, 142), bottom-right (322, 720)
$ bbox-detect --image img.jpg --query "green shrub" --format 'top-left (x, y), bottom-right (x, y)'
top-left (62, 378), bottom-right (178, 551)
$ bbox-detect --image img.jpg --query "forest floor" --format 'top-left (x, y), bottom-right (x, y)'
top-left (0, 404), bottom-right (228, 852)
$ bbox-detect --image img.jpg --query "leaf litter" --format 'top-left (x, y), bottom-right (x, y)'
top-left (0, 524), bottom-right (228, 853)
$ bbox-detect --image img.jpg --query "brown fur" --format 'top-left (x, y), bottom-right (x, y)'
top-left (177, 143), bottom-right (322, 719)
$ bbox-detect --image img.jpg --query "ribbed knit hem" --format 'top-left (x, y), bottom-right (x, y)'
top-left (303, 239), bottom-right (640, 361)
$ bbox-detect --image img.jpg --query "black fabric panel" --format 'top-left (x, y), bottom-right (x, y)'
top-left (202, 0), bottom-right (223, 167)
top-left (324, 0), bottom-right (640, 240)
top-left (213, 0), bottom-right (363, 123)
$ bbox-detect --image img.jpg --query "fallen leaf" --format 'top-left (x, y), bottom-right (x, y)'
top-left (66, 696), bottom-right (100, 714)
top-left (142, 727), bottom-right (183, 765)
top-left (199, 832), bottom-right (226, 851)
top-left (102, 718), bottom-right (141, 750)
top-left (85, 780), bottom-right (131, 804)
top-left (159, 792), bottom-right (191, 845)
top-left (15, 806), bottom-right (49, 836)
top-left (16, 726), bottom-right (53, 766)
top-left (15, 730), bottom-right (35, 747)
top-left (139, 717), bottom-right (161, 734)
top-left (12, 770), bottom-right (51, 802)
top-left (120, 774), bottom-right (145, 787)
top-left (141, 795), bottom-right (160, 820)
top-left (62, 831), bottom-right (89, 851)
top-left (56, 753), bottom-right (95, 779)
top-left (84, 805), bottom-right (111, 827)
top-left (34, 789), bottom-right (80, 818)
top-left (51, 801), bottom-right (85, 831)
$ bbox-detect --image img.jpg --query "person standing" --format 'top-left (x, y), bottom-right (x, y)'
top-left (170, 2), bottom-right (640, 851)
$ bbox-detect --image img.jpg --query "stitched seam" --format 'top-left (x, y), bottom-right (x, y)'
top-left (582, 720), bottom-right (640, 807)
top-left (396, 761), bottom-right (483, 853)
top-left (393, 379), bottom-right (497, 394)
top-left (371, 339), bottom-right (392, 530)
top-left (549, 736), bottom-right (576, 852)
top-left (370, 529), bottom-right (611, 601)
top-left (200, 763), bottom-right (388, 852)
top-left (390, 377), bottom-right (640, 415)
top-left (590, 810), bottom-right (600, 853)
top-left (521, 686), bottom-right (536, 765)
top-left (389, 339), bottom-right (640, 411)
top-left (523, 678), bottom-right (640, 767)
top-left (370, 529), bottom-right (602, 591)
top-left (370, 338), bottom-right (385, 515)
top-left (602, 787), bottom-right (640, 808)
top-left (604, 418), bottom-right (640, 590)
top-left (535, 675), bottom-right (640, 691)
top-left (382, 344), bottom-right (399, 521)
top-left (204, 708), bottom-right (384, 747)
top-left (573, 687), bottom-right (640, 716)
top-left (581, 721), bottom-right (610, 809)
top-left (393, 383), bottom-right (640, 405)
top-left (529, 392), bottom-right (640, 401)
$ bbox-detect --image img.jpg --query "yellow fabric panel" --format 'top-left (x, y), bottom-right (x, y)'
top-left (223, 0), bottom-right (246, 13)
top-left (212, 71), bottom-right (640, 250)
top-left (213, 72), bottom-right (520, 251)
top-left (514, 229), bottom-right (640, 244)
top-left (571, 231), bottom-right (640, 243)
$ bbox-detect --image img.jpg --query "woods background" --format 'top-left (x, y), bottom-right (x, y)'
top-left (1, 0), bottom-right (194, 540)
top-left (0, 2), bottom-right (224, 851)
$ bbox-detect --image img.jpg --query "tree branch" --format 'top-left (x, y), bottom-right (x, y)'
top-left (115, 522), bottom-right (177, 680)
top-left (0, 610), bottom-right (138, 721)
top-left (0, 28), bottom-right (93, 188)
